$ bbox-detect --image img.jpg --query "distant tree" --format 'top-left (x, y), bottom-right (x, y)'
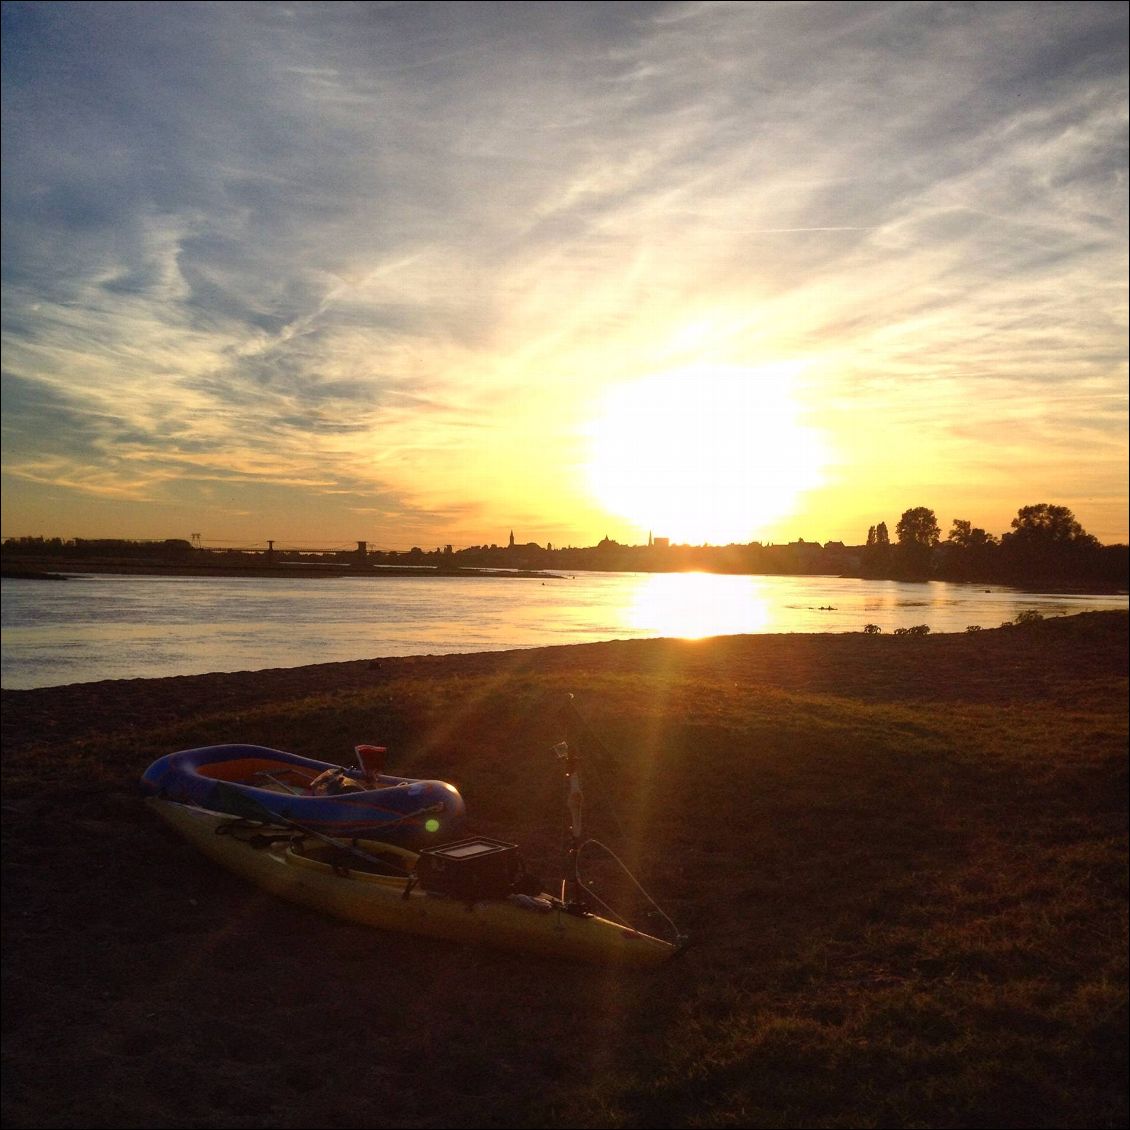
top-left (893, 507), bottom-right (940, 579)
top-left (999, 504), bottom-right (1100, 583)
top-left (157, 538), bottom-right (194, 558)
top-left (896, 507), bottom-right (940, 548)
top-left (1007, 504), bottom-right (1096, 546)
top-left (940, 519), bottom-right (998, 581)
top-left (861, 521), bottom-right (892, 577)
top-left (1095, 543), bottom-right (1130, 589)
top-left (947, 519), bottom-right (992, 549)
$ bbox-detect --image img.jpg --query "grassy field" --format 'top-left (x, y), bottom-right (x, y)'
top-left (2, 612), bottom-right (1126, 1128)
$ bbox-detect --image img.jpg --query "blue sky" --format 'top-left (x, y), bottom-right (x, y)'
top-left (2, 1), bottom-right (1127, 548)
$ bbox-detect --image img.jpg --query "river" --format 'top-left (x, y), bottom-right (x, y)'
top-left (1, 570), bottom-right (1125, 689)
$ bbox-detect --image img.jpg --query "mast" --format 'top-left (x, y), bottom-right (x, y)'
top-left (559, 694), bottom-right (586, 910)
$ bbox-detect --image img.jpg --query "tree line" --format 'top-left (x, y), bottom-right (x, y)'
top-left (3, 504), bottom-right (1126, 589)
top-left (862, 504), bottom-right (1127, 587)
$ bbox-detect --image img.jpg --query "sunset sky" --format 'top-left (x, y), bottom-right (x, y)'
top-left (2, 1), bottom-right (1127, 550)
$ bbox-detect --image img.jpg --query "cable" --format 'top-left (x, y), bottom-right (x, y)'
top-left (576, 838), bottom-right (685, 946)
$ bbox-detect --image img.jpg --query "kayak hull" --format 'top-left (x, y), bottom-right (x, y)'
top-left (148, 798), bottom-right (677, 967)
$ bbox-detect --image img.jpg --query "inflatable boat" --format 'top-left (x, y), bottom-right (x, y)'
top-left (139, 743), bottom-right (465, 845)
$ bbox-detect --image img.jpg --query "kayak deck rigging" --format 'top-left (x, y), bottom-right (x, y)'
top-left (148, 798), bottom-right (679, 966)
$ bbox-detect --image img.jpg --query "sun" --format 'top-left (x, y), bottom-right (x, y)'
top-left (583, 362), bottom-right (827, 545)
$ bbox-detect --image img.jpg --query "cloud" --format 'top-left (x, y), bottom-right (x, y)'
top-left (2, 1), bottom-right (1126, 543)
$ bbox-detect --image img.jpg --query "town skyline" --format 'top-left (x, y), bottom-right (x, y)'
top-left (6, 499), bottom-right (1126, 592)
top-left (6, 497), bottom-right (1127, 556)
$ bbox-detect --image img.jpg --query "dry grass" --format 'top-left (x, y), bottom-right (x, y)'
top-left (2, 612), bottom-right (1126, 1128)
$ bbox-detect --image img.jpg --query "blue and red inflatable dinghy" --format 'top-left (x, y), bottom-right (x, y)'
top-left (140, 743), bottom-right (465, 845)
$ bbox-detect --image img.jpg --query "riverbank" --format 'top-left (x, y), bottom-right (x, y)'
top-left (4, 556), bottom-right (1127, 593)
top-left (3, 613), bottom-right (1127, 1128)
top-left (1, 560), bottom-right (562, 580)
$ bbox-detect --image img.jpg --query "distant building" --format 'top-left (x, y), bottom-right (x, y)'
top-left (789, 539), bottom-right (823, 560)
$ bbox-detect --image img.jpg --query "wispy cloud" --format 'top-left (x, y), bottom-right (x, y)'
top-left (2, 1), bottom-right (1126, 544)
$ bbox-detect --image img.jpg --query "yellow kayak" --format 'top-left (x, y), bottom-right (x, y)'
top-left (148, 798), bottom-right (678, 967)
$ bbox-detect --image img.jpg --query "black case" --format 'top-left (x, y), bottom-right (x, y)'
top-left (415, 837), bottom-right (521, 901)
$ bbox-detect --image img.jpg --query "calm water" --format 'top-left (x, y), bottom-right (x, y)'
top-left (1, 570), bottom-right (1126, 689)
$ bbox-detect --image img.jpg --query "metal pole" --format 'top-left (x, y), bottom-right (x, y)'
top-left (560, 695), bottom-right (585, 909)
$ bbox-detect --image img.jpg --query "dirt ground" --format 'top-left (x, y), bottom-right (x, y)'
top-left (2, 614), bottom-right (1126, 1129)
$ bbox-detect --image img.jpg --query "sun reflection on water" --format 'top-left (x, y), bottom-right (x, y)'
top-left (626, 572), bottom-right (772, 639)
